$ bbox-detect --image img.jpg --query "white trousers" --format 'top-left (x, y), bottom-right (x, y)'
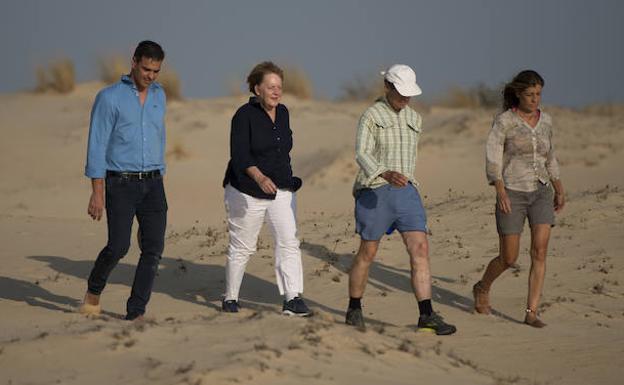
top-left (224, 184), bottom-right (304, 301)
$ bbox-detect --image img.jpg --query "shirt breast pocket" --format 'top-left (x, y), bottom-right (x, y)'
top-left (374, 119), bottom-right (397, 150)
top-left (407, 119), bottom-right (421, 133)
top-left (406, 120), bottom-right (421, 142)
top-left (149, 103), bottom-right (165, 126)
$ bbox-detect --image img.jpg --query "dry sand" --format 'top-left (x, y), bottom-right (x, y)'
top-left (1, 83), bottom-right (623, 384)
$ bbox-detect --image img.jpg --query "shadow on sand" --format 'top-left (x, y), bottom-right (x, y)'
top-left (301, 241), bottom-right (520, 324)
top-left (0, 276), bottom-right (80, 313)
top-left (24, 255), bottom-right (345, 318)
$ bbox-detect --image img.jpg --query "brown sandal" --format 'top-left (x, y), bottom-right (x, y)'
top-left (524, 309), bottom-right (546, 328)
top-left (472, 281), bottom-right (491, 314)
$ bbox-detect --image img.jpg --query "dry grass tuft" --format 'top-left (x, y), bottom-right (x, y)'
top-left (159, 67), bottom-right (182, 101)
top-left (99, 55), bottom-right (127, 84)
top-left (49, 59), bottom-right (75, 93)
top-left (439, 83), bottom-right (500, 109)
top-left (167, 139), bottom-right (190, 161)
top-left (340, 74), bottom-right (384, 101)
top-left (35, 58), bottom-right (75, 93)
top-left (283, 65), bottom-right (313, 99)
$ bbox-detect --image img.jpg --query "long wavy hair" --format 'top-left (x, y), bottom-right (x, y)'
top-left (502, 70), bottom-right (545, 110)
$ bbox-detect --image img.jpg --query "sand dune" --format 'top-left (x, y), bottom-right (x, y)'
top-left (1, 86), bottom-right (623, 384)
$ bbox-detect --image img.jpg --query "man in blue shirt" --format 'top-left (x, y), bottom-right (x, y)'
top-left (79, 40), bottom-right (168, 321)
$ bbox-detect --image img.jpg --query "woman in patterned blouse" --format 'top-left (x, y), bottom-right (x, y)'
top-left (473, 70), bottom-right (565, 327)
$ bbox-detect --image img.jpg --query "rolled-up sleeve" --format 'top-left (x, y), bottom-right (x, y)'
top-left (85, 91), bottom-right (116, 178)
top-left (545, 128), bottom-right (560, 180)
top-left (230, 110), bottom-right (256, 172)
top-left (485, 118), bottom-right (505, 185)
top-left (355, 114), bottom-right (387, 184)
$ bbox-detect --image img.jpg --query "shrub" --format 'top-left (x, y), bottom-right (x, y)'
top-left (340, 74), bottom-right (384, 101)
top-left (49, 59), bottom-right (75, 93)
top-left (158, 67), bottom-right (182, 100)
top-left (99, 55), bottom-right (127, 84)
top-left (440, 83), bottom-right (501, 109)
top-left (283, 65), bottom-right (313, 99)
top-left (35, 58), bottom-right (75, 93)
top-left (167, 139), bottom-right (190, 160)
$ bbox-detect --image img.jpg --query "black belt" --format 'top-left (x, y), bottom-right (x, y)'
top-left (106, 170), bottom-right (161, 180)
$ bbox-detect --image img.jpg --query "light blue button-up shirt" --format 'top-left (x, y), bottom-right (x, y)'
top-left (85, 75), bottom-right (166, 178)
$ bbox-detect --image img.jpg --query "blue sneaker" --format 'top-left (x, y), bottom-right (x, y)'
top-left (282, 297), bottom-right (312, 317)
top-left (222, 299), bottom-right (240, 313)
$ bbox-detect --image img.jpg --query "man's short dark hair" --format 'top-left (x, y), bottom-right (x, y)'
top-left (133, 40), bottom-right (165, 62)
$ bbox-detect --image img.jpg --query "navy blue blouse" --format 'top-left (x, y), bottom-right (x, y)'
top-left (223, 97), bottom-right (302, 199)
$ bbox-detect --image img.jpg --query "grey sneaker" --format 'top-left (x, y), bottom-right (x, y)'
top-left (345, 308), bottom-right (366, 330)
top-left (282, 297), bottom-right (312, 317)
top-left (417, 312), bottom-right (457, 335)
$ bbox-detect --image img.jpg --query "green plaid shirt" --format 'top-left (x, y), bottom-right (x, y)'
top-left (353, 97), bottom-right (423, 194)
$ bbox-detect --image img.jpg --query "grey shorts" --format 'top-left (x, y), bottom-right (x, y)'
top-left (495, 183), bottom-right (555, 235)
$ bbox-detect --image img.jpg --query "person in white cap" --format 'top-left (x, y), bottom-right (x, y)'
top-left (345, 64), bottom-right (456, 335)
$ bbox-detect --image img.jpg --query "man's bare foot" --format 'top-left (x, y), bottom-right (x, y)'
top-left (78, 292), bottom-right (101, 316)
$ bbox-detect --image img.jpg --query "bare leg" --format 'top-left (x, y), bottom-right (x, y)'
top-left (525, 224), bottom-right (550, 327)
top-left (348, 240), bottom-right (380, 298)
top-left (474, 234), bottom-right (521, 313)
top-left (401, 231), bottom-right (431, 301)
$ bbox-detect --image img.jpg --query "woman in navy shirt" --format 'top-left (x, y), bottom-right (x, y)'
top-left (222, 61), bottom-right (309, 316)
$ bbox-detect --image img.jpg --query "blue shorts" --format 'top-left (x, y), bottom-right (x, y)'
top-left (355, 183), bottom-right (427, 241)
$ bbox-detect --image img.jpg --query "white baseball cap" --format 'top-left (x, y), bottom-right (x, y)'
top-left (381, 64), bottom-right (422, 97)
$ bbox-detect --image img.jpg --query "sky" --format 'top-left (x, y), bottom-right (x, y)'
top-left (1, 0), bottom-right (623, 106)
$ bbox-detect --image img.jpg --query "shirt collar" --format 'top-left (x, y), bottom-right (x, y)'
top-left (249, 95), bottom-right (284, 111)
top-left (120, 74), bottom-right (162, 90)
top-left (249, 96), bottom-right (261, 106)
top-left (376, 96), bottom-right (401, 114)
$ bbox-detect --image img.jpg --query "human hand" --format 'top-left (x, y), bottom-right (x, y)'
top-left (496, 189), bottom-right (512, 214)
top-left (255, 175), bottom-right (277, 195)
top-left (88, 190), bottom-right (104, 220)
top-left (381, 171), bottom-right (409, 187)
top-left (554, 191), bottom-right (565, 213)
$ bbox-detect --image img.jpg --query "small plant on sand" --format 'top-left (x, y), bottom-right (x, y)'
top-left (159, 67), bottom-right (182, 101)
top-left (283, 65), bottom-right (313, 99)
top-left (35, 58), bottom-right (75, 93)
top-left (340, 74), bottom-right (384, 101)
top-left (440, 83), bottom-right (501, 109)
top-left (99, 55), bottom-right (127, 84)
top-left (167, 140), bottom-right (190, 161)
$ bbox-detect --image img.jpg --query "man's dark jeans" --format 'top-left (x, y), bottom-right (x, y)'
top-left (87, 173), bottom-right (167, 319)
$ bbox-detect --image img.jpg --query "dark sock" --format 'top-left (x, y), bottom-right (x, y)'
top-left (418, 299), bottom-right (433, 316)
top-left (348, 297), bottom-right (362, 310)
